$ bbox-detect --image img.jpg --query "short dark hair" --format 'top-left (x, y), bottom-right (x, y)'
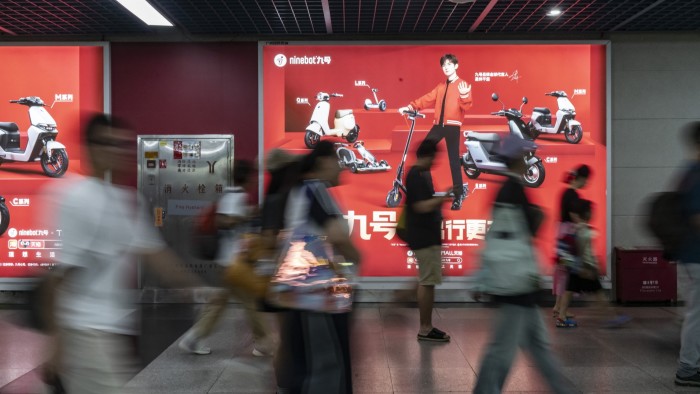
top-left (575, 164), bottom-right (591, 180)
top-left (416, 138), bottom-right (438, 159)
top-left (684, 121), bottom-right (700, 147)
top-left (300, 140), bottom-right (336, 174)
top-left (440, 53), bottom-right (458, 66)
top-left (233, 159), bottom-right (254, 186)
top-left (84, 113), bottom-right (131, 146)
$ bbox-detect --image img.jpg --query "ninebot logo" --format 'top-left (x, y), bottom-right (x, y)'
top-left (8, 228), bottom-right (17, 238)
top-left (274, 54), bottom-right (287, 67)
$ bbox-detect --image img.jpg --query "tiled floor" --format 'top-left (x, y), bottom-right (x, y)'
top-left (0, 302), bottom-right (696, 393)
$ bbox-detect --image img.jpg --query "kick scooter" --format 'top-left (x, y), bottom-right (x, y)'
top-left (385, 109), bottom-right (424, 207)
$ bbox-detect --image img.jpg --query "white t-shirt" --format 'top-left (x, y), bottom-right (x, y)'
top-left (215, 186), bottom-right (249, 264)
top-left (51, 176), bottom-right (166, 334)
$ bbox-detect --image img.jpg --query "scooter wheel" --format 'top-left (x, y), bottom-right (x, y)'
top-left (346, 126), bottom-right (359, 143)
top-left (463, 165), bottom-right (480, 179)
top-left (565, 125), bottom-right (583, 144)
top-left (349, 163), bottom-right (358, 173)
top-left (41, 149), bottom-right (69, 178)
top-left (0, 202), bottom-right (9, 236)
top-left (379, 100), bottom-right (387, 112)
top-left (379, 160), bottom-right (388, 166)
top-left (386, 188), bottom-right (402, 208)
top-left (304, 130), bottom-right (320, 149)
top-left (522, 161), bottom-right (546, 188)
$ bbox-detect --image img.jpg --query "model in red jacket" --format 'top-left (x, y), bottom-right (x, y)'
top-left (399, 53), bottom-right (473, 210)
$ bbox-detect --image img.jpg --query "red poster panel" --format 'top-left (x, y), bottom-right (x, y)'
top-left (0, 45), bottom-right (105, 278)
top-left (262, 43), bottom-right (607, 278)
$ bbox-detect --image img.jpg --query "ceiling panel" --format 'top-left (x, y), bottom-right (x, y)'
top-left (0, 0), bottom-right (697, 39)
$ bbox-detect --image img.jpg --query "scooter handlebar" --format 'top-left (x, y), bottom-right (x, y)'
top-left (331, 93), bottom-right (343, 97)
top-left (401, 109), bottom-right (425, 118)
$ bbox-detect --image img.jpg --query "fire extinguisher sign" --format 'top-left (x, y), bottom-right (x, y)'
top-left (173, 141), bottom-right (183, 160)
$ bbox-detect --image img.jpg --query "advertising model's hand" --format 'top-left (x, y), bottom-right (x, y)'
top-left (458, 81), bottom-right (471, 96)
top-left (398, 106), bottom-right (410, 114)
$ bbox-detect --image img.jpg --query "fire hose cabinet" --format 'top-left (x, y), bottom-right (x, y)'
top-left (613, 247), bottom-right (677, 303)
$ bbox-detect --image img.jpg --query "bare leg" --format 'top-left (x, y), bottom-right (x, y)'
top-left (417, 284), bottom-right (435, 335)
top-left (558, 291), bottom-right (574, 323)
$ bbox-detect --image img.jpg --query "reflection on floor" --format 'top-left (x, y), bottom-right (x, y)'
top-left (0, 303), bottom-right (693, 393)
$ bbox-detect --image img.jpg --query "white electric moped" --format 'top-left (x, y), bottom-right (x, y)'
top-left (304, 92), bottom-right (360, 149)
top-left (528, 91), bottom-right (583, 144)
top-left (0, 96), bottom-right (69, 177)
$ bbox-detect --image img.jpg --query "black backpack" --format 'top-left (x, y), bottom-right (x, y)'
top-left (646, 191), bottom-right (689, 261)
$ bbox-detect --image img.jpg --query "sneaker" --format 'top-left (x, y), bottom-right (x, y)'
top-left (450, 185), bottom-right (469, 211)
top-left (451, 195), bottom-right (464, 210)
top-left (555, 318), bottom-right (578, 328)
top-left (602, 315), bottom-right (632, 328)
top-left (178, 331), bottom-right (211, 355)
top-left (675, 372), bottom-right (700, 387)
top-left (252, 347), bottom-right (273, 357)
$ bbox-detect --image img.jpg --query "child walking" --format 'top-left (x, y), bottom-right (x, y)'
top-left (556, 199), bottom-right (631, 328)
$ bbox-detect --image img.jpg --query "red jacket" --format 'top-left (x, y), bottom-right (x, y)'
top-left (408, 78), bottom-right (473, 126)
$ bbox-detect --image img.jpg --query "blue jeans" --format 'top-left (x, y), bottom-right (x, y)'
top-left (678, 263), bottom-right (700, 377)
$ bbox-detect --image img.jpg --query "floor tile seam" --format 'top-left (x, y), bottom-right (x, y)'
top-left (375, 307), bottom-right (392, 371)
top-left (0, 366), bottom-right (42, 392)
top-left (205, 363), bottom-right (229, 394)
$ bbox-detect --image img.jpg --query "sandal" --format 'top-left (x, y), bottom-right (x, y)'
top-left (552, 310), bottom-right (575, 319)
top-left (417, 327), bottom-right (450, 342)
top-left (556, 318), bottom-right (578, 328)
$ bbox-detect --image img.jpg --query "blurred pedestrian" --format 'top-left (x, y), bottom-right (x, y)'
top-left (405, 138), bottom-right (452, 342)
top-left (273, 141), bottom-right (361, 394)
top-left (45, 113), bottom-right (202, 394)
top-left (472, 135), bottom-right (572, 394)
top-left (555, 199), bottom-right (630, 328)
top-left (179, 159), bottom-right (273, 356)
top-left (552, 164), bottom-right (590, 321)
top-left (674, 121), bottom-right (700, 387)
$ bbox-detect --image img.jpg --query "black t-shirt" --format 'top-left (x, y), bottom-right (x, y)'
top-left (559, 187), bottom-right (580, 223)
top-left (405, 165), bottom-right (442, 249)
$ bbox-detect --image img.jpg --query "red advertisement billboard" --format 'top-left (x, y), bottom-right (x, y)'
top-left (0, 45), bottom-right (105, 279)
top-left (262, 43), bottom-right (607, 278)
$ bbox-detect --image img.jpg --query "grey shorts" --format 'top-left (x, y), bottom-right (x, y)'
top-left (414, 245), bottom-right (443, 286)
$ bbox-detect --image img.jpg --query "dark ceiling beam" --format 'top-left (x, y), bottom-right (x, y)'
top-left (612, 0), bottom-right (665, 31)
top-left (469, 0), bottom-right (498, 33)
top-left (321, 0), bottom-right (332, 34)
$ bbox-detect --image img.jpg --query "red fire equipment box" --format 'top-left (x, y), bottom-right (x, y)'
top-left (613, 247), bottom-right (677, 303)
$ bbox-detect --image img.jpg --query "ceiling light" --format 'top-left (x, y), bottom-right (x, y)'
top-left (115, 0), bottom-right (173, 26)
top-left (448, 0), bottom-right (476, 4)
top-left (547, 9), bottom-right (562, 16)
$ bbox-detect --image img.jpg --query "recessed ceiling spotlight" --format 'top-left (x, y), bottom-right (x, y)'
top-left (547, 9), bottom-right (562, 16)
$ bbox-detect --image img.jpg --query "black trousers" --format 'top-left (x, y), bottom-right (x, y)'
top-left (425, 124), bottom-right (463, 197)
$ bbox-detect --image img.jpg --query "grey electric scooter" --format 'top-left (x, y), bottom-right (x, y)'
top-left (461, 93), bottom-right (546, 188)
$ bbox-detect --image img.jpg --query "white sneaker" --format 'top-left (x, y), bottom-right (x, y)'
top-left (178, 330), bottom-right (211, 355)
top-left (252, 340), bottom-right (274, 357)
